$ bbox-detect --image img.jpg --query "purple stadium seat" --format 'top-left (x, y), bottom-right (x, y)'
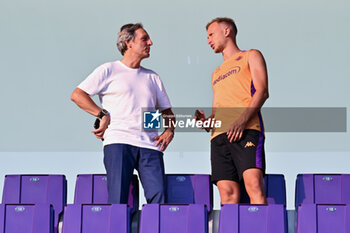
top-left (297, 204), bottom-right (350, 233)
top-left (62, 204), bottom-right (130, 233)
top-left (73, 174), bottom-right (139, 213)
top-left (0, 204), bottom-right (53, 233)
top-left (219, 204), bottom-right (287, 233)
top-left (1, 175), bottom-right (66, 233)
top-left (295, 174), bottom-right (350, 209)
top-left (166, 174), bottom-right (213, 212)
top-left (240, 174), bottom-right (286, 205)
top-left (139, 204), bottom-right (208, 233)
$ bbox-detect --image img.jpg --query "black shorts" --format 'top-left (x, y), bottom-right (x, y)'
top-left (210, 129), bottom-right (265, 184)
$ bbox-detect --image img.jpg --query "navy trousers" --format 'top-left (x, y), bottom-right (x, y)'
top-left (103, 143), bottom-right (166, 204)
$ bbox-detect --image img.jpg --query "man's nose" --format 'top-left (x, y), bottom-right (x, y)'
top-left (147, 39), bottom-right (153, 46)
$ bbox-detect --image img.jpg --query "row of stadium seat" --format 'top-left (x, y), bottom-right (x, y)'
top-left (4, 202), bottom-right (350, 233)
top-left (75, 173), bottom-right (350, 208)
top-left (295, 174), bottom-right (350, 233)
top-left (0, 203), bottom-right (288, 233)
top-left (1, 173), bottom-right (350, 233)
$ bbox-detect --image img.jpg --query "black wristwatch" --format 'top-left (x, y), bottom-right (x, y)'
top-left (97, 109), bottom-right (109, 119)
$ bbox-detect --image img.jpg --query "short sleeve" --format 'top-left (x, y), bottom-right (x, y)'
top-left (154, 75), bottom-right (172, 111)
top-left (77, 64), bottom-right (109, 96)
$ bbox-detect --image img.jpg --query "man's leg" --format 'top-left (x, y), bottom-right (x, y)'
top-left (137, 147), bottom-right (166, 203)
top-left (211, 134), bottom-right (241, 204)
top-left (243, 168), bottom-right (267, 204)
top-left (226, 129), bottom-right (266, 204)
top-left (103, 144), bottom-right (137, 204)
top-left (217, 180), bottom-right (240, 204)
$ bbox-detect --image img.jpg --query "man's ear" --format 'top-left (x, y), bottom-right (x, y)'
top-left (223, 26), bottom-right (231, 38)
top-left (125, 40), bottom-right (132, 49)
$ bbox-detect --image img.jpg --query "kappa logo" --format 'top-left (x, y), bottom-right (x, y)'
top-left (244, 141), bottom-right (255, 148)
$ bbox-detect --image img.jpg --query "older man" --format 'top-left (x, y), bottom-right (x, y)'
top-left (71, 23), bottom-right (174, 204)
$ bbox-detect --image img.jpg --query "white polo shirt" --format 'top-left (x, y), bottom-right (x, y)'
top-left (78, 61), bottom-right (171, 151)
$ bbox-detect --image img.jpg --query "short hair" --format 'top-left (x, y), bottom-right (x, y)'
top-left (116, 23), bottom-right (143, 55)
top-left (206, 17), bottom-right (238, 38)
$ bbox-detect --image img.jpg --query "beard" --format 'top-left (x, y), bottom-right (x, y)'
top-left (213, 43), bottom-right (224, 53)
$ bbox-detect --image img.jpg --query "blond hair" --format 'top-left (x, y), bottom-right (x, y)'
top-left (206, 17), bottom-right (237, 38)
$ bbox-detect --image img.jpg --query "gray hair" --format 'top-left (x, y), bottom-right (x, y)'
top-left (116, 23), bottom-right (144, 55)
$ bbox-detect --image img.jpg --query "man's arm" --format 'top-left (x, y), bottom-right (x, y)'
top-left (195, 91), bottom-right (217, 132)
top-left (153, 108), bottom-right (175, 151)
top-left (71, 88), bottom-right (110, 139)
top-left (226, 49), bottom-right (269, 142)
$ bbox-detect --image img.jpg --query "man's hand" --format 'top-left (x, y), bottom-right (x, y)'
top-left (92, 115), bottom-right (110, 139)
top-left (194, 109), bottom-right (211, 132)
top-left (153, 129), bottom-right (174, 151)
top-left (71, 88), bottom-right (111, 140)
top-left (227, 116), bottom-right (247, 142)
top-left (195, 109), bottom-right (206, 121)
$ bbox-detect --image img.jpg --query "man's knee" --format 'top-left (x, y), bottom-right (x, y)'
top-left (245, 177), bottom-right (263, 193)
top-left (140, 170), bottom-right (166, 204)
top-left (217, 180), bottom-right (240, 204)
top-left (151, 190), bottom-right (166, 204)
top-left (243, 168), bottom-right (263, 185)
top-left (145, 185), bottom-right (165, 203)
top-left (106, 173), bottom-right (133, 204)
top-left (243, 169), bottom-right (266, 204)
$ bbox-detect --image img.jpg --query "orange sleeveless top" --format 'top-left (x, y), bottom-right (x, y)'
top-left (211, 50), bottom-right (263, 140)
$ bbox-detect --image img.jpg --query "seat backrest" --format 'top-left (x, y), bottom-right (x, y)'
top-left (240, 174), bottom-right (286, 205)
top-left (297, 204), bottom-right (350, 233)
top-left (74, 174), bottom-right (139, 213)
top-left (295, 174), bottom-right (350, 209)
top-left (166, 174), bottom-right (213, 212)
top-left (219, 204), bottom-right (287, 233)
top-left (139, 204), bottom-right (208, 233)
top-left (1, 174), bottom-right (66, 232)
top-left (62, 204), bottom-right (130, 233)
top-left (0, 203), bottom-right (53, 233)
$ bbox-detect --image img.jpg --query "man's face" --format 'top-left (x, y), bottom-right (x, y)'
top-left (128, 28), bottom-right (153, 59)
top-left (207, 22), bottom-right (226, 53)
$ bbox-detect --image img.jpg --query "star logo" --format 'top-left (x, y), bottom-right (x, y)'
top-left (150, 109), bottom-right (162, 122)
